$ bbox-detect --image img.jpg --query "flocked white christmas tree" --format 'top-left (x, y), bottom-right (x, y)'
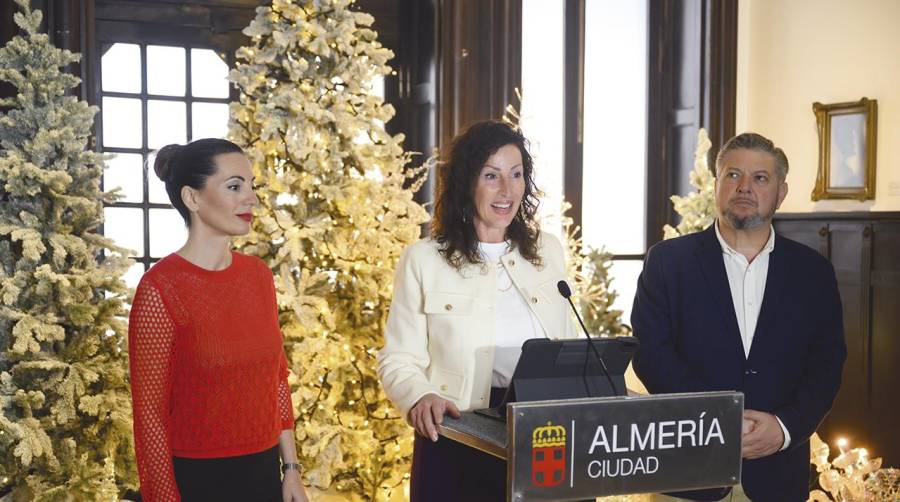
top-left (229, 0), bottom-right (429, 499)
top-left (0, 0), bottom-right (137, 499)
top-left (556, 203), bottom-right (630, 338)
top-left (663, 128), bottom-right (716, 240)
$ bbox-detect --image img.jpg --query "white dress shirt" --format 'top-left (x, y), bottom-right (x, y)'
top-left (714, 221), bottom-right (791, 450)
top-left (479, 241), bottom-right (541, 388)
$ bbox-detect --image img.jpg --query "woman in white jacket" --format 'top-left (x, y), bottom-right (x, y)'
top-left (377, 121), bottom-right (576, 501)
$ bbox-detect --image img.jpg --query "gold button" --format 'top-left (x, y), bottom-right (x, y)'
top-left (531, 297), bottom-right (538, 304)
top-left (444, 304), bottom-right (453, 311)
top-left (440, 384), bottom-right (448, 391)
top-left (508, 259), bottom-right (515, 266)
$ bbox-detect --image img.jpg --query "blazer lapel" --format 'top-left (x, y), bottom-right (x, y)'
top-left (747, 238), bottom-right (786, 362)
top-left (695, 225), bottom-right (745, 359)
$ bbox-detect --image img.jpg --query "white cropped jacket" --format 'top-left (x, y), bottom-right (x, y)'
top-left (377, 233), bottom-right (577, 419)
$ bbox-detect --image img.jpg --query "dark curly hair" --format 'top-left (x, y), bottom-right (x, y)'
top-left (431, 120), bottom-right (542, 270)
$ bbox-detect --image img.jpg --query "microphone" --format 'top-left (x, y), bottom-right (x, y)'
top-left (557, 280), bottom-right (621, 396)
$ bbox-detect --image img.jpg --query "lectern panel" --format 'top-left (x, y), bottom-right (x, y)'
top-left (507, 392), bottom-right (743, 501)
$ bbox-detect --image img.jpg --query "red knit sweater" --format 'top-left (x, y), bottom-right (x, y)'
top-left (128, 252), bottom-right (295, 502)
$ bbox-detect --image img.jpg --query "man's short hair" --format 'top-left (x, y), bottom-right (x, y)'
top-left (715, 132), bottom-right (789, 182)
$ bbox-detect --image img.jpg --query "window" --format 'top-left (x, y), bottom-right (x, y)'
top-left (522, 0), bottom-right (648, 325)
top-left (520, 0), bottom-right (565, 237)
top-left (99, 42), bottom-right (231, 289)
top-left (580, 0), bottom-right (648, 324)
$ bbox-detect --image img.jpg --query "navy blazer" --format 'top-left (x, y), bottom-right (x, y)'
top-left (631, 225), bottom-right (846, 501)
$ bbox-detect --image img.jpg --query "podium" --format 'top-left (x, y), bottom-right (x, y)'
top-left (438, 391), bottom-right (743, 502)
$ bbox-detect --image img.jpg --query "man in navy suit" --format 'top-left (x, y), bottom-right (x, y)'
top-left (631, 133), bottom-right (846, 501)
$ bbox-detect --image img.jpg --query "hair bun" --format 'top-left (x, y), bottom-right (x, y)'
top-left (153, 144), bottom-right (183, 182)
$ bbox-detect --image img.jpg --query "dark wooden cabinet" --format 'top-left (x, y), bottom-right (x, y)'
top-left (775, 213), bottom-right (900, 466)
top-left (869, 221), bottom-right (900, 462)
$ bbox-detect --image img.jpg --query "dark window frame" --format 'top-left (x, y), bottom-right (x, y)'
top-left (563, 0), bottom-right (737, 265)
top-left (98, 42), bottom-right (234, 270)
top-left (92, 1), bottom-right (255, 272)
top-left (563, 0), bottom-right (646, 268)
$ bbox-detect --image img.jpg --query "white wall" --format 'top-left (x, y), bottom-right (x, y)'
top-left (735, 0), bottom-right (900, 212)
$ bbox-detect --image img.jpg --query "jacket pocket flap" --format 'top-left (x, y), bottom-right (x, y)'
top-left (424, 292), bottom-right (474, 315)
top-left (429, 366), bottom-right (465, 399)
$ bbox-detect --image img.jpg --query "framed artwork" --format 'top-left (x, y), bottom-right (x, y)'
top-left (811, 98), bottom-right (877, 201)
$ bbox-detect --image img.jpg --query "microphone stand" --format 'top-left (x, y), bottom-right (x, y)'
top-left (557, 280), bottom-right (621, 396)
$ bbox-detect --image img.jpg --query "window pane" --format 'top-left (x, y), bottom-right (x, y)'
top-left (101, 43), bottom-right (141, 93)
top-left (149, 208), bottom-right (186, 258)
top-left (147, 45), bottom-right (186, 96)
top-left (521, 0), bottom-right (565, 238)
top-left (147, 151), bottom-right (170, 204)
top-left (610, 259), bottom-right (643, 328)
top-left (104, 207), bottom-right (144, 257)
top-left (192, 102), bottom-right (229, 140)
top-left (581, 0), bottom-right (648, 254)
top-left (102, 97), bottom-right (142, 148)
top-left (147, 100), bottom-right (187, 150)
top-left (370, 74), bottom-right (385, 100)
top-left (191, 48), bottom-right (230, 98)
top-left (104, 153), bottom-right (143, 202)
top-left (123, 262), bottom-right (145, 291)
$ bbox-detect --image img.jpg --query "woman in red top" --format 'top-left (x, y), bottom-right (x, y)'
top-left (128, 138), bottom-right (309, 502)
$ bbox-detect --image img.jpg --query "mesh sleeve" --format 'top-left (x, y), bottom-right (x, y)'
top-left (128, 280), bottom-right (181, 502)
top-left (278, 354), bottom-right (295, 430)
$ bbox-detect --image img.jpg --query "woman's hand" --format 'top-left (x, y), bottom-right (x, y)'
top-left (409, 393), bottom-right (461, 442)
top-left (282, 469), bottom-right (309, 502)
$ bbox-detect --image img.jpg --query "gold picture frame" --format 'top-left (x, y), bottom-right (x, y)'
top-left (811, 98), bottom-right (877, 201)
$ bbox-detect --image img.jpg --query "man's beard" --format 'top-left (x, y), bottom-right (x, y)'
top-left (722, 202), bottom-right (774, 230)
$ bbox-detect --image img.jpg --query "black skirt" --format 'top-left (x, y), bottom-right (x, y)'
top-left (409, 388), bottom-right (507, 502)
top-left (173, 444), bottom-right (282, 502)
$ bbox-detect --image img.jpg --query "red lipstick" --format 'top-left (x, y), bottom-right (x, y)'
top-left (237, 213), bottom-right (252, 222)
